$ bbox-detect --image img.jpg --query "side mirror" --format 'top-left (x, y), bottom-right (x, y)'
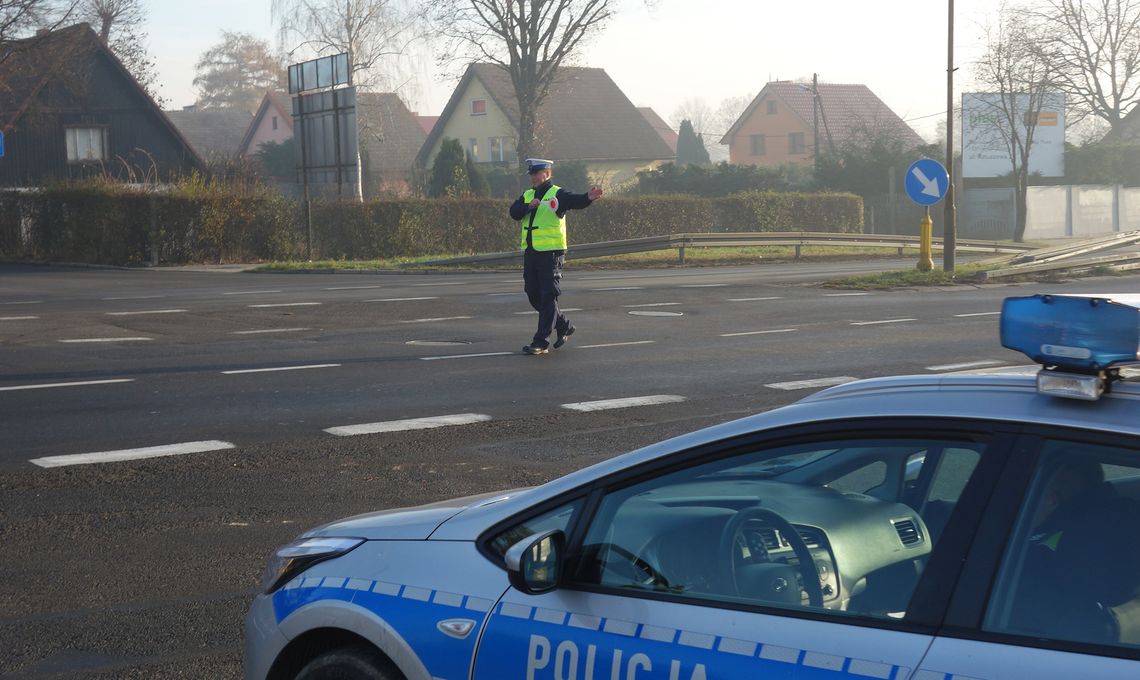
top-left (504, 529), bottom-right (565, 594)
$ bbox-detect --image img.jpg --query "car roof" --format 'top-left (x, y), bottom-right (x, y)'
top-left (431, 371), bottom-right (1140, 540)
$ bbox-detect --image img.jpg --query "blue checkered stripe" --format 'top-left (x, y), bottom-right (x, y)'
top-left (274, 576), bottom-right (497, 680)
top-left (492, 601), bottom-right (911, 679)
top-left (279, 575), bottom-right (496, 614)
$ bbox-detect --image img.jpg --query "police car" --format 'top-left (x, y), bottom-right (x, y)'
top-left (246, 293), bottom-right (1140, 680)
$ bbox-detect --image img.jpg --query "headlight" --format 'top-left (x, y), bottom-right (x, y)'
top-left (261, 536), bottom-right (365, 594)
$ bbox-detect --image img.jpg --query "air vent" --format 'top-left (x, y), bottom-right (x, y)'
top-left (757, 528), bottom-right (781, 550)
top-left (794, 528), bottom-right (822, 549)
top-left (892, 519), bottom-right (922, 546)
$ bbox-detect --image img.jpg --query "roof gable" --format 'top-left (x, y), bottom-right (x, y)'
top-left (418, 63), bottom-right (674, 166)
top-left (722, 81), bottom-right (925, 150)
top-left (0, 23), bottom-right (203, 167)
top-left (240, 91), bottom-right (294, 153)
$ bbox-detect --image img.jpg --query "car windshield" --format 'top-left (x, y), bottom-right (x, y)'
top-left (699, 448), bottom-right (840, 479)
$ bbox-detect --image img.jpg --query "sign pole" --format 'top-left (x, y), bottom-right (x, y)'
top-left (918, 206), bottom-right (933, 272)
top-left (943, 0), bottom-right (957, 272)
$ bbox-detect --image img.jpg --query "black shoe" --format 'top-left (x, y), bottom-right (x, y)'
top-left (553, 325), bottom-right (575, 349)
top-left (522, 343), bottom-right (549, 355)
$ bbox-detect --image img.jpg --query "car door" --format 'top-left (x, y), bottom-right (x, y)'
top-left (472, 420), bottom-right (1012, 680)
top-left (915, 431), bottom-right (1140, 679)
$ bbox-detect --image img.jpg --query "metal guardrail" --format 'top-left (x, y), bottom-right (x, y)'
top-left (978, 229), bottom-right (1140, 280)
top-left (422, 232), bottom-right (1036, 266)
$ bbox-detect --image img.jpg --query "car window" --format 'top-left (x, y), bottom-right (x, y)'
top-left (487, 500), bottom-right (582, 558)
top-left (570, 435), bottom-right (991, 621)
top-left (983, 439), bottom-right (1140, 649)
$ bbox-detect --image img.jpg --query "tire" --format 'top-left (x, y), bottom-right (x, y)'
top-left (294, 644), bottom-right (401, 680)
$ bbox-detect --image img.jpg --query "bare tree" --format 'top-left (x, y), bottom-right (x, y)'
top-left (973, 3), bottom-right (1060, 241)
top-left (193, 31), bottom-right (285, 112)
top-left (1020, 0), bottom-right (1140, 135)
top-left (431, 0), bottom-right (618, 163)
top-left (78, 0), bottom-right (159, 102)
top-left (271, 0), bottom-right (422, 91)
top-left (0, 0), bottom-right (77, 65)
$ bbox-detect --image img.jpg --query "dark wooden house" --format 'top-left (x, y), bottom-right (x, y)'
top-left (0, 24), bottom-right (202, 186)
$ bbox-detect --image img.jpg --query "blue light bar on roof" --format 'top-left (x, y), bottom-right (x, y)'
top-left (1001, 294), bottom-right (1140, 372)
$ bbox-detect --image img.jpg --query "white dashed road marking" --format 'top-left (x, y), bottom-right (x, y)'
top-left (765, 377), bottom-right (857, 390)
top-left (325, 285), bottom-right (381, 290)
top-left (102, 295), bottom-right (165, 301)
top-left (628, 310), bottom-right (683, 316)
top-left (413, 282), bottom-right (467, 287)
top-left (59, 337), bottom-right (153, 343)
top-left (954, 311), bottom-right (1001, 318)
top-left (825, 293), bottom-right (870, 297)
top-left (851, 318), bottom-right (916, 326)
top-left (486, 292), bottom-right (525, 296)
top-left (681, 284), bottom-right (727, 288)
top-left (231, 328), bottom-right (311, 335)
top-left (623, 302), bottom-right (681, 308)
top-left (248, 302), bottom-right (321, 308)
top-left (578, 341), bottom-right (656, 349)
top-left (0, 378), bottom-right (134, 392)
top-left (30, 440), bottom-right (235, 468)
top-left (366, 297), bottom-right (439, 302)
top-left (221, 363), bottom-right (340, 375)
top-left (562, 395), bottom-right (686, 412)
top-left (325, 413), bottom-right (492, 437)
top-left (728, 297), bottom-right (782, 302)
top-left (420, 352), bottom-right (514, 361)
top-left (591, 287), bottom-right (644, 291)
top-left (224, 290), bottom-right (283, 295)
top-left (0, 316), bottom-right (38, 321)
top-left (105, 309), bottom-right (188, 316)
top-left (399, 316), bottom-right (473, 324)
top-left (2, 300), bottom-right (42, 305)
top-left (926, 360), bottom-right (1006, 372)
top-left (721, 328), bottom-right (797, 337)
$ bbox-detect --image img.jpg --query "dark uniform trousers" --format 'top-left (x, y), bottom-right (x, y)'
top-left (523, 248), bottom-right (569, 347)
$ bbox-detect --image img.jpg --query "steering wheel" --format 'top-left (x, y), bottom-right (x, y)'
top-left (717, 506), bottom-right (824, 607)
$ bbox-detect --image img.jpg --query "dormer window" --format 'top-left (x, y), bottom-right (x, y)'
top-left (471, 99), bottom-right (486, 116)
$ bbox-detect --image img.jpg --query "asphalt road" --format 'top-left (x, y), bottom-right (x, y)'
top-left (3, 259), bottom-right (1139, 679)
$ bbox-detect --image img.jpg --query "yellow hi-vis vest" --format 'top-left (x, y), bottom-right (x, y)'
top-left (520, 184), bottom-right (567, 251)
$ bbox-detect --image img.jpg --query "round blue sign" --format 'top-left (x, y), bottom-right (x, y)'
top-left (904, 158), bottom-right (948, 206)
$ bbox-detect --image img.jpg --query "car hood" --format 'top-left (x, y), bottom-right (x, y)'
top-left (303, 488), bottom-right (531, 540)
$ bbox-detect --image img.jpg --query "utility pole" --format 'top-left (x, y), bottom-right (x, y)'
top-left (944, 0), bottom-right (957, 272)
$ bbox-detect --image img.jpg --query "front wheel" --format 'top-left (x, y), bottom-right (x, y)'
top-left (295, 644), bottom-right (402, 680)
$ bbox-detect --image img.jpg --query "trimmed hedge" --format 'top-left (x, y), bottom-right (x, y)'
top-left (0, 184), bottom-right (862, 265)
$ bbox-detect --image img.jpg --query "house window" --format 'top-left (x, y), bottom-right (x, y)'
top-left (65, 127), bottom-right (108, 163)
top-left (471, 99), bottom-right (486, 116)
top-left (767, 100), bottom-right (777, 115)
top-left (789, 132), bottom-right (806, 154)
top-left (750, 134), bottom-right (767, 156)
top-left (489, 137), bottom-right (516, 163)
top-left (272, 116), bottom-right (278, 130)
top-left (468, 138), bottom-right (479, 159)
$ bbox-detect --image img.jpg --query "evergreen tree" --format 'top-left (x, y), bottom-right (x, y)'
top-left (466, 153), bottom-right (490, 197)
top-left (428, 138), bottom-right (470, 197)
top-left (675, 119), bottom-right (710, 167)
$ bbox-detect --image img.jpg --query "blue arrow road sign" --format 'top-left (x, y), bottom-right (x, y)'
top-left (905, 158), bottom-right (948, 206)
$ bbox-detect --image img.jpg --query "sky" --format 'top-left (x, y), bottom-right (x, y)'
top-left (142, 0), bottom-right (997, 142)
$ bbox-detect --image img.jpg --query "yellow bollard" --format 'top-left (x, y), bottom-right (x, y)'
top-left (917, 212), bottom-right (934, 272)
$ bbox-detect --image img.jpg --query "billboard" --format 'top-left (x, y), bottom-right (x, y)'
top-left (962, 92), bottom-right (1065, 178)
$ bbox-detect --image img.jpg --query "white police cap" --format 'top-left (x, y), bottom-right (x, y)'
top-left (525, 158), bottom-right (554, 173)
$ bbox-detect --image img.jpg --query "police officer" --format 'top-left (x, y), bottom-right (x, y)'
top-left (509, 158), bottom-right (603, 355)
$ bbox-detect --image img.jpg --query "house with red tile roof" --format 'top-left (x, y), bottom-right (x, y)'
top-left (720, 81), bottom-right (925, 168)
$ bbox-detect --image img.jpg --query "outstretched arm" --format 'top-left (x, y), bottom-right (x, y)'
top-left (556, 186), bottom-right (604, 211)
